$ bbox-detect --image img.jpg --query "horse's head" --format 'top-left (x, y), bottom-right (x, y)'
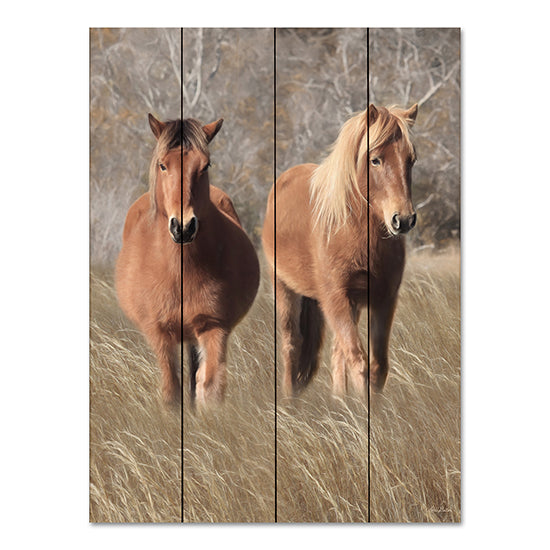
top-left (367, 104), bottom-right (418, 236)
top-left (148, 114), bottom-right (223, 244)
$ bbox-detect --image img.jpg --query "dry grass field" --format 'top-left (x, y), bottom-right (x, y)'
top-left (276, 250), bottom-right (460, 522)
top-left (90, 250), bottom-right (460, 523)
top-left (90, 274), bottom-right (182, 522)
top-left (90, 269), bottom-right (275, 523)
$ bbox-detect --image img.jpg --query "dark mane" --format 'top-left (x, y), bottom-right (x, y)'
top-left (160, 118), bottom-right (210, 153)
top-left (148, 118), bottom-right (210, 215)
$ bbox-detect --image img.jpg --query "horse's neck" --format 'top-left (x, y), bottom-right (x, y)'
top-left (347, 209), bottom-right (404, 269)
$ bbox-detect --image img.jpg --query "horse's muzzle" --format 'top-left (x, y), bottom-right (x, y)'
top-left (390, 211), bottom-right (417, 235)
top-left (170, 216), bottom-right (198, 244)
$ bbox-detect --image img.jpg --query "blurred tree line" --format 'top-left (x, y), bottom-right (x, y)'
top-left (90, 28), bottom-right (459, 268)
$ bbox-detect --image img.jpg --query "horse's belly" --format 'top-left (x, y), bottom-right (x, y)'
top-left (181, 288), bottom-right (218, 337)
top-left (276, 263), bottom-right (318, 299)
top-left (181, 262), bottom-right (258, 336)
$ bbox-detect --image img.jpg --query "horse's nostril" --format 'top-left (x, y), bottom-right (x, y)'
top-left (170, 217), bottom-right (181, 233)
top-left (391, 213), bottom-right (400, 230)
top-left (169, 217), bottom-right (183, 243)
top-left (181, 216), bottom-right (198, 243)
top-left (410, 212), bottom-right (417, 228)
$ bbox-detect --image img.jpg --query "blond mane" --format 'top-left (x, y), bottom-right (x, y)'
top-left (310, 105), bottom-right (416, 235)
top-left (148, 118), bottom-right (209, 216)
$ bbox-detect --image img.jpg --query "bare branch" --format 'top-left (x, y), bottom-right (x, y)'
top-left (418, 60), bottom-right (459, 107)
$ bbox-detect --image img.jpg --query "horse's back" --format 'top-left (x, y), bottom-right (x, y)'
top-left (262, 163), bottom-right (318, 296)
top-left (277, 163), bottom-right (318, 194)
top-left (264, 162), bottom-right (317, 240)
top-left (209, 184), bottom-right (259, 312)
top-left (120, 192), bottom-right (151, 243)
top-left (214, 200), bottom-right (260, 325)
top-left (116, 195), bottom-right (146, 326)
top-left (208, 186), bottom-right (260, 323)
top-left (116, 192), bottom-right (151, 291)
top-left (210, 185), bottom-right (242, 227)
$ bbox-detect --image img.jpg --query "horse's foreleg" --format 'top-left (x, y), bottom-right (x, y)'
top-left (322, 295), bottom-right (367, 398)
top-left (195, 328), bottom-right (228, 406)
top-left (275, 277), bottom-right (302, 398)
top-left (331, 302), bottom-right (363, 396)
top-left (188, 342), bottom-right (200, 406)
top-left (149, 329), bottom-right (181, 405)
top-left (368, 299), bottom-right (397, 392)
top-left (331, 342), bottom-right (347, 397)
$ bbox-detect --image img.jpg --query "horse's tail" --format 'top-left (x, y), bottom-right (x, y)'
top-left (188, 344), bottom-right (201, 405)
top-left (295, 297), bottom-right (325, 391)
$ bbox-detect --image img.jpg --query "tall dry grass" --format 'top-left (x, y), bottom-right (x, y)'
top-left (89, 268), bottom-right (275, 523)
top-left (90, 251), bottom-right (460, 523)
top-left (276, 250), bottom-right (460, 522)
top-left (181, 273), bottom-right (275, 522)
top-left (90, 274), bottom-right (182, 522)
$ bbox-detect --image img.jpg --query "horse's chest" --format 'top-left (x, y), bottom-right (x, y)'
top-left (344, 260), bottom-right (403, 306)
top-left (346, 270), bottom-right (368, 305)
top-left (181, 264), bottom-right (223, 320)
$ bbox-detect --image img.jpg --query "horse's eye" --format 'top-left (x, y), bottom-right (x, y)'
top-left (370, 157), bottom-right (381, 167)
top-left (202, 161), bottom-right (211, 173)
top-left (159, 163), bottom-right (167, 172)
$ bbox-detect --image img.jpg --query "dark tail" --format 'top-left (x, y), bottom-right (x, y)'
top-left (188, 344), bottom-right (200, 405)
top-left (294, 297), bottom-right (325, 392)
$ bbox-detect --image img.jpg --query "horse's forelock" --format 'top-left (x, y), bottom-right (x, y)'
top-left (148, 118), bottom-right (210, 216)
top-left (311, 105), bottom-right (416, 236)
top-left (369, 106), bottom-right (415, 158)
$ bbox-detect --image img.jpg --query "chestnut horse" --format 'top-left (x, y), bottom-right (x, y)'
top-left (262, 104), bottom-right (418, 398)
top-left (116, 114), bottom-right (260, 406)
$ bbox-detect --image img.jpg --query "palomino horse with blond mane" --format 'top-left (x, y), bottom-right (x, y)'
top-left (116, 114), bottom-right (259, 406)
top-left (262, 103), bottom-right (418, 398)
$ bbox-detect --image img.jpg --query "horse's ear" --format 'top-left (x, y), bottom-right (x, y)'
top-left (148, 114), bottom-right (165, 140)
top-left (203, 118), bottom-right (224, 143)
top-left (404, 104), bottom-right (418, 126)
top-left (368, 104), bottom-right (379, 126)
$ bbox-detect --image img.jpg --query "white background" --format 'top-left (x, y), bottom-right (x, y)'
top-left (1, 1), bottom-right (548, 548)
